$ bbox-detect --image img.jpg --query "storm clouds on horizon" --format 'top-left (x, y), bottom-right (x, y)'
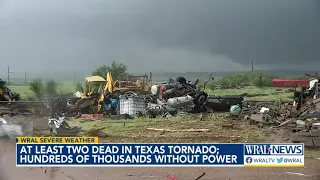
top-left (0, 0), bottom-right (319, 76)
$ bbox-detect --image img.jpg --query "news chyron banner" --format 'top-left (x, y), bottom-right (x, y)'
top-left (16, 137), bottom-right (304, 167)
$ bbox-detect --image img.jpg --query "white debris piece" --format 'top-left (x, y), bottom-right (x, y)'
top-left (48, 118), bottom-right (61, 135)
top-left (3, 124), bottom-right (23, 138)
top-left (0, 118), bottom-right (24, 138)
top-left (48, 117), bottom-right (65, 129)
top-left (296, 120), bottom-right (306, 125)
top-left (309, 79), bottom-right (318, 90)
top-left (313, 123), bottom-right (320, 128)
top-left (75, 91), bottom-right (82, 98)
top-left (286, 172), bottom-right (312, 177)
top-left (156, 99), bottom-right (165, 105)
top-left (167, 95), bottom-right (193, 107)
top-left (0, 118), bottom-right (7, 124)
top-left (260, 107), bottom-right (269, 113)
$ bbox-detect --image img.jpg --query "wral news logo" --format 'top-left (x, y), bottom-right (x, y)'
top-left (244, 144), bottom-right (304, 167)
top-left (244, 144), bottom-right (304, 155)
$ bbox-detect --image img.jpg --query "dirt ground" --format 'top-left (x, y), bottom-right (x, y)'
top-left (1, 114), bottom-right (319, 180)
top-left (1, 139), bottom-right (320, 180)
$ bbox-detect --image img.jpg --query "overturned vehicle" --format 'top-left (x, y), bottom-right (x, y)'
top-left (146, 76), bottom-right (243, 115)
top-left (150, 77), bottom-right (208, 108)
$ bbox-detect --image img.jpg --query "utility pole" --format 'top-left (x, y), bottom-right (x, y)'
top-left (25, 72), bottom-right (27, 85)
top-left (7, 66), bottom-right (13, 86)
top-left (251, 60), bottom-right (254, 72)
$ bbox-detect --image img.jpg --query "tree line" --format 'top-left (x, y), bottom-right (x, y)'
top-left (204, 72), bottom-right (276, 89)
top-left (27, 61), bottom-right (294, 99)
top-left (28, 61), bottom-right (128, 100)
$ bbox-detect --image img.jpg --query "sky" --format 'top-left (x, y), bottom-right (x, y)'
top-left (0, 0), bottom-right (319, 77)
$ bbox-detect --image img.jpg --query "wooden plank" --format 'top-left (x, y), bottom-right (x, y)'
top-left (292, 134), bottom-right (307, 143)
top-left (310, 130), bottom-right (320, 137)
top-left (295, 131), bottom-right (311, 137)
top-left (304, 137), bottom-right (315, 147)
top-left (313, 137), bottom-right (320, 147)
top-left (292, 135), bottom-right (315, 147)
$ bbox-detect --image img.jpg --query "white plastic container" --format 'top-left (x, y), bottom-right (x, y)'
top-left (167, 95), bottom-right (193, 107)
top-left (119, 97), bottom-right (146, 115)
top-left (147, 103), bottom-right (163, 109)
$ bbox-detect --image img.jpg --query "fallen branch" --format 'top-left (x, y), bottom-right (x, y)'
top-left (61, 172), bottom-right (77, 180)
top-left (222, 123), bottom-right (234, 128)
top-left (146, 128), bottom-right (210, 132)
top-left (195, 172), bottom-right (206, 180)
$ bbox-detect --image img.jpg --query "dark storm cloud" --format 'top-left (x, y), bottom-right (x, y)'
top-left (127, 0), bottom-right (320, 69)
top-left (0, 0), bottom-right (319, 76)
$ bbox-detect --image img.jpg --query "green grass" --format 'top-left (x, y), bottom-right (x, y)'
top-left (69, 113), bottom-right (271, 143)
top-left (8, 86), bottom-right (35, 98)
top-left (207, 86), bottom-right (293, 101)
top-left (9, 85), bottom-right (76, 99)
top-left (10, 84), bottom-right (293, 101)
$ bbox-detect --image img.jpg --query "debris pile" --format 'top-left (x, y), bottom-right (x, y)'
top-left (0, 79), bottom-right (20, 101)
top-left (244, 98), bottom-right (320, 147)
top-left (239, 76), bottom-right (320, 146)
top-left (44, 75), bottom-right (243, 119)
top-left (0, 79), bottom-right (49, 116)
top-left (146, 77), bottom-right (209, 114)
top-left (0, 78), bottom-right (51, 117)
top-left (133, 76), bottom-right (243, 118)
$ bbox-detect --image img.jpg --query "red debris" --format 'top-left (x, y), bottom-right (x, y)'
top-left (272, 78), bottom-right (310, 88)
top-left (167, 175), bottom-right (177, 180)
top-left (81, 114), bottom-right (103, 119)
top-left (159, 84), bottom-right (167, 100)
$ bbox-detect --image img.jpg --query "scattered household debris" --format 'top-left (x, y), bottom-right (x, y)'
top-left (48, 116), bottom-right (82, 136)
top-left (249, 99), bottom-right (320, 147)
top-left (239, 79), bottom-right (320, 147)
